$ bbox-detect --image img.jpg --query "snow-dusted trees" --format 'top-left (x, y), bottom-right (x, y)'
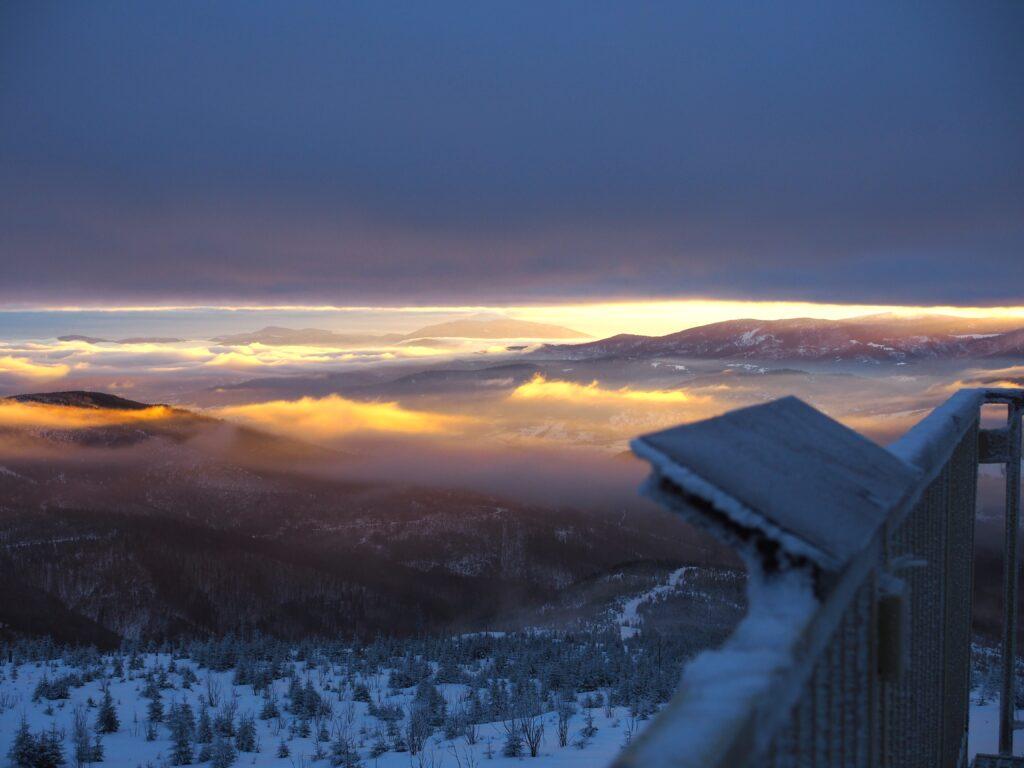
top-left (95, 684), bottom-right (118, 734)
top-left (167, 701), bottom-right (195, 765)
top-left (209, 734), bottom-right (236, 768)
top-left (328, 731), bottom-right (362, 767)
top-left (7, 717), bottom-right (37, 768)
top-left (195, 703), bottom-right (213, 744)
top-left (0, 620), bottom-right (729, 766)
top-left (413, 680), bottom-right (447, 726)
top-left (72, 707), bottom-right (103, 768)
top-left (7, 719), bottom-right (67, 768)
top-left (258, 690), bottom-right (279, 720)
top-left (235, 713), bottom-right (257, 752)
top-left (145, 693), bottom-right (163, 724)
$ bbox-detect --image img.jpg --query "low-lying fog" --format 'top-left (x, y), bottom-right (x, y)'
top-left (2, 327), bottom-right (1021, 514)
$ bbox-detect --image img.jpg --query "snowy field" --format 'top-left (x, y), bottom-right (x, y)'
top-left (968, 699), bottom-right (1024, 760)
top-left (0, 653), bottom-right (655, 768)
top-left (2, 651), bottom-right (1022, 766)
top-left (0, 566), bottom-right (737, 767)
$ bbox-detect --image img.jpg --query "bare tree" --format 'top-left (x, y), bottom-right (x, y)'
top-left (205, 675), bottom-right (222, 708)
top-left (520, 714), bottom-right (545, 758)
top-left (405, 706), bottom-right (431, 756)
top-left (413, 742), bottom-right (442, 768)
top-left (623, 711), bottom-right (638, 747)
top-left (448, 742), bottom-right (479, 768)
top-left (557, 703), bottom-right (574, 748)
top-left (72, 706), bottom-right (93, 768)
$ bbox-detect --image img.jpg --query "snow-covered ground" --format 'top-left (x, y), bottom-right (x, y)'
top-left (0, 654), bottom-right (653, 768)
top-left (969, 698), bottom-right (1024, 760)
top-left (4, 652), bottom-right (1022, 765)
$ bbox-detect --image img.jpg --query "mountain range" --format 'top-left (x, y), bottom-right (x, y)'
top-left (531, 314), bottom-right (1024, 362)
top-left (211, 316), bottom-right (587, 346)
top-left (57, 335), bottom-right (185, 344)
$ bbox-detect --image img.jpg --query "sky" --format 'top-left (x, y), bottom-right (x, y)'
top-left (2, 2), bottom-right (1023, 310)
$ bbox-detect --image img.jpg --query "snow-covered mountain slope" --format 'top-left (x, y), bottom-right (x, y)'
top-left (532, 315), bottom-right (1024, 363)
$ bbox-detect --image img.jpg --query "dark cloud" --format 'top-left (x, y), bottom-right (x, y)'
top-left (1, 2), bottom-right (1022, 305)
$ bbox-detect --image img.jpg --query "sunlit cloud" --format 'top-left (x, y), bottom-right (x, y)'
top-left (0, 400), bottom-right (174, 429)
top-left (211, 395), bottom-right (471, 442)
top-left (0, 355), bottom-right (70, 381)
top-left (510, 374), bottom-right (698, 406)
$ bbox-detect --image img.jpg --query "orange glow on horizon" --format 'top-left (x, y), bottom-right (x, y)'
top-left (6, 299), bottom-right (1024, 339)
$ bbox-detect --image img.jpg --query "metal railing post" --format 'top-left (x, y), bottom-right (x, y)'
top-left (999, 402), bottom-right (1023, 755)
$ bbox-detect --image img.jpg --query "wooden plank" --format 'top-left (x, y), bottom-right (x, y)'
top-left (633, 396), bottom-right (921, 571)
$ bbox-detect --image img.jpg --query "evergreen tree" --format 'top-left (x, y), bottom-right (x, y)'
top-left (352, 683), bottom-right (371, 703)
top-left (413, 680), bottom-right (447, 727)
top-left (36, 724), bottom-right (66, 768)
top-left (142, 676), bottom-right (160, 701)
top-left (258, 694), bottom-right (279, 720)
top-left (195, 705), bottom-right (213, 744)
top-left (234, 715), bottom-right (257, 752)
top-left (96, 686), bottom-right (119, 734)
top-left (89, 735), bottom-right (103, 765)
top-left (328, 734), bottom-right (361, 768)
top-left (6, 716), bottom-right (35, 768)
top-left (169, 703), bottom-right (194, 766)
top-left (213, 702), bottom-right (237, 738)
top-left (275, 740), bottom-right (290, 759)
top-left (501, 727), bottom-right (523, 758)
top-left (146, 693), bottom-right (163, 724)
top-left (209, 736), bottom-right (236, 768)
top-left (368, 738), bottom-right (387, 759)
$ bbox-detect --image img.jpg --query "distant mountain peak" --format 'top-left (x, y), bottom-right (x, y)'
top-left (210, 318), bottom-right (588, 346)
top-left (403, 317), bottom-right (588, 340)
top-left (211, 327), bottom-right (404, 346)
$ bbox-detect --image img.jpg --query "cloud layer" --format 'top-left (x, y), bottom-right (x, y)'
top-left (211, 395), bottom-right (469, 441)
top-left (1, 3), bottom-right (1022, 305)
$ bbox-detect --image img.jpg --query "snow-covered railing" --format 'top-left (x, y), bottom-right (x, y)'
top-left (615, 388), bottom-right (1024, 768)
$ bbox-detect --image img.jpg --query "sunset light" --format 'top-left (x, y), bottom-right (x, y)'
top-left (2, 4), bottom-right (1022, 766)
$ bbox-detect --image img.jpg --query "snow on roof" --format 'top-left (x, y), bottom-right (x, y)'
top-left (631, 396), bottom-right (921, 571)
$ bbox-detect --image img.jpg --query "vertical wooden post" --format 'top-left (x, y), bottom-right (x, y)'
top-left (999, 403), bottom-right (1023, 755)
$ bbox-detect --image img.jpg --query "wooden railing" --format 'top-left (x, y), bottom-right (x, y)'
top-left (615, 388), bottom-right (1024, 768)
